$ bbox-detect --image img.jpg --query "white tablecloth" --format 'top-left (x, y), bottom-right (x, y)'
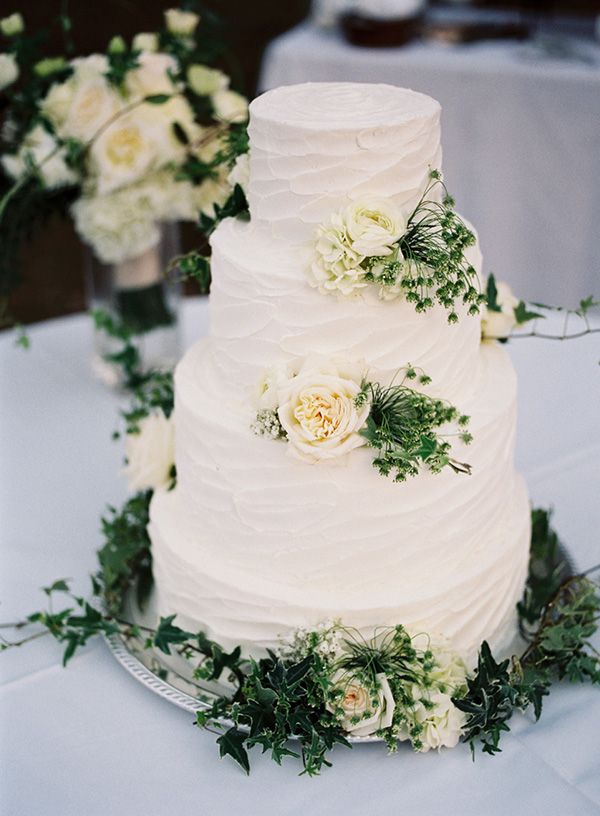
top-left (1, 299), bottom-right (599, 816)
top-left (260, 24), bottom-right (600, 306)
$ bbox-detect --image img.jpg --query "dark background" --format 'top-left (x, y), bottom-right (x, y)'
top-left (3, 0), bottom-right (599, 324)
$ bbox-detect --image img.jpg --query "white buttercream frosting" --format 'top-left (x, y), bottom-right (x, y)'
top-left (247, 83), bottom-right (442, 244)
top-left (148, 82), bottom-right (531, 664)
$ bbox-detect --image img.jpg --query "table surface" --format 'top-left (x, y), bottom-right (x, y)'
top-left (1, 299), bottom-right (599, 816)
top-left (260, 23), bottom-right (600, 308)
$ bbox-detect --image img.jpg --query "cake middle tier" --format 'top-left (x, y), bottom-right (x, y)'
top-left (208, 217), bottom-right (483, 404)
top-left (148, 337), bottom-right (530, 662)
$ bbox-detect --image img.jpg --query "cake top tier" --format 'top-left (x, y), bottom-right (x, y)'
top-left (249, 82), bottom-right (440, 130)
top-left (247, 82), bottom-right (442, 244)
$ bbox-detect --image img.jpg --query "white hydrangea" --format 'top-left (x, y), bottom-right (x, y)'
top-left (481, 279), bottom-right (519, 340)
top-left (123, 411), bottom-right (175, 492)
top-left (71, 170), bottom-right (199, 263)
top-left (399, 689), bottom-right (467, 752)
top-left (0, 52), bottom-right (18, 90)
top-left (1, 124), bottom-right (78, 189)
top-left (309, 212), bottom-right (368, 296)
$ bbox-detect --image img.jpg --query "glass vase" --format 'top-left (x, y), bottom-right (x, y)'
top-left (85, 223), bottom-right (181, 387)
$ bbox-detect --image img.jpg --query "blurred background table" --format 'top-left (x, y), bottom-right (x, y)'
top-left (260, 22), bottom-right (600, 305)
top-left (1, 300), bottom-right (599, 815)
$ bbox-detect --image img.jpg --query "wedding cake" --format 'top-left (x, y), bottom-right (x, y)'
top-left (149, 82), bottom-right (530, 663)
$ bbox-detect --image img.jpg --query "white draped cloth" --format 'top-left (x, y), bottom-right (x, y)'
top-left (260, 23), bottom-right (600, 307)
top-left (1, 299), bottom-right (599, 815)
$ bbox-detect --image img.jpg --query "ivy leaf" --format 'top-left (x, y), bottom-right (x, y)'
top-left (172, 121), bottom-right (189, 145)
top-left (514, 301), bottom-right (545, 325)
top-left (486, 274), bottom-right (502, 312)
top-left (43, 578), bottom-right (71, 596)
top-left (153, 615), bottom-right (195, 655)
top-left (217, 727), bottom-right (250, 775)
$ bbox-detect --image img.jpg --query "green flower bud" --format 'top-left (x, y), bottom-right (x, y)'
top-left (0, 12), bottom-right (24, 37)
top-left (34, 57), bottom-right (67, 77)
top-left (108, 35), bottom-right (127, 54)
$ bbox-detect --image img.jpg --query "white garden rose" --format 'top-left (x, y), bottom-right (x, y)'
top-left (403, 691), bottom-right (466, 752)
top-left (309, 212), bottom-right (368, 296)
top-left (164, 8), bottom-right (200, 35)
top-left (345, 198), bottom-right (406, 257)
top-left (187, 64), bottom-right (228, 96)
top-left (60, 71), bottom-right (122, 143)
top-left (0, 13), bottom-right (24, 37)
top-left (90, 112), bottom-right (157, 194)
top-left (276, 358), bottom-right (370, 462)
top-left (481, 279), bottom-right (519, 340)
top-left (1, 124), bottom-right (77, 189)
top-left (0, 53), bottom-right (18, 90)
top-left (227, 152), bottom-right (250, 195)
top-left (211, 89), bottom-right (248, 124)
top-left (125, 51), bottom-right (179, 99)
top-left (132, 32), bottom-right (159, 53)
top-left (327, 671), bottom-right (395, 737)
top-left (41, 79), bottom-right (75, 130)
top-left (124, 411), bottom-right (175, 492)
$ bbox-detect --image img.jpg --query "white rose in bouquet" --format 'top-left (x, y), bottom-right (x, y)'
top-left (124, 411), bottom-right (175, 492)
top-left (125, 51), bottom-right (179, 99)
top-left (164, 8), bottom-right (200, 36)
top-left (0, 53), bottom-right (18, 90)
top-left (345, 198), bottom-right (405, 257)
top-left (327, 670), bottom-right (395, 737)
top-left (132, 32), bottom-right (159, 53)
top-left (212, 89), bottom-right (248, 124)
top-left (187, 64), bottom-right (229, 96)
top-left (481, 279), bottom-right (519, 340)
top-left (2, 124), bottom-right (77, 189)
top-left (276, 357), bottom-right (370, 462)
top-left (90, 113), bottom-right (157, 195)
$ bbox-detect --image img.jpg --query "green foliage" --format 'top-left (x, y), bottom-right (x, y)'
top-left (454, 509), bottom-right (600, 756)
top-left (105, 44), bottom-right (139, 88)
top-left (174, 250), bottom-right (212, 294)
top-left (364, 171), bottom-right (485, 323)
top-left (97, 491), bottom-right (153, 614)
top-left (485, 274), bottom-right (501, 313)
top-left (514, 301), bottom-right (544, 325)
top-left (358, 372), bottom-right (472, 482)
top-left (198, 182), bottom-right (249, 236)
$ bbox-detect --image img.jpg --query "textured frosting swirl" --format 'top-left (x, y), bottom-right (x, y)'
top-left (247, 83), bottom-right (442, 243)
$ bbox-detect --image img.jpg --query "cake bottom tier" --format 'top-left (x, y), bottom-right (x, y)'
top-left (149, 341), bottom-right (531, 664)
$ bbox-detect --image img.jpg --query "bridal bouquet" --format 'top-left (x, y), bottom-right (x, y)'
top-left (0, 6), bottom-right (248, 357)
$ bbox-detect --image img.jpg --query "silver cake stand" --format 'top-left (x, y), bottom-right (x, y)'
top-left (104, 546), bottom-right (576, 744)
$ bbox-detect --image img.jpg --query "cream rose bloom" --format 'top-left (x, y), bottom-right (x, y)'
top-left (125, 52), bottom-right (179, 99)
top-left (124, 411), bottom-right (175, 492)
top-left (132, 32), bottom-right (159, 53)
top-left (309, 213), bottom-right (368, 296)
top-left (164, 8), bottom-right (200, 35)
top-left (212, 89), bottom-right (248, 124)
top-left (59, 61), bottom-right (123, 143)
top-left (275, 358), bottom-right (370, 462)
top-left (2, 124), bottom-right (77, 189)
top-left (187, 64), bottom-right (229, 96)
top-left (0, 53), bottom-right (18, 90)
top-left (345, 198), bottom-right (405, 257)
top-left (327, 671), bottom-right (395, 737)
top-left (481, 279), bottom-right (519, 340)
top-left (90, 112), bottom-right (156, 194)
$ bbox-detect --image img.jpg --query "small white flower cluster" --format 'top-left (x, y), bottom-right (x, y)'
top-left (251, 408), bottom-right (286, 440)
top-left (288, 619), bottom-right (344, 663)
top-left (253, 356), bottom-right (370, 463)
top-left (0, 9), bottom-right (248, 264)
top-left (308, 198), bottom-right (407, 299)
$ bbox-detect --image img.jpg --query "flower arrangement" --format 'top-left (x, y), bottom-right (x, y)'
top-left (308, 171), bottom-right (485, 323)
top-left (252, 357), bottom-right (472, 482)
top-left (0, 6), bottom-right (248, 326)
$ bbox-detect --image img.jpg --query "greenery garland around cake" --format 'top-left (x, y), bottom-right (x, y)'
top-left (2, 339), bottom-right (599, 775)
